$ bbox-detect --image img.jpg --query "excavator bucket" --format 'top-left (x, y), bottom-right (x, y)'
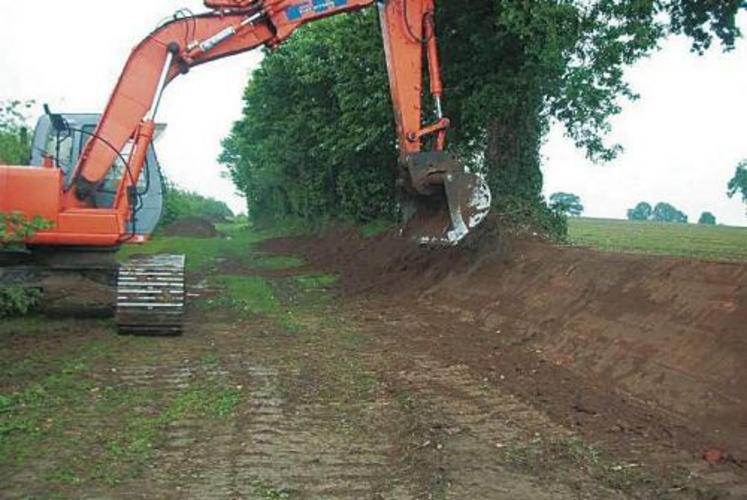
top-left (400, 152), bottom-right (492, 246)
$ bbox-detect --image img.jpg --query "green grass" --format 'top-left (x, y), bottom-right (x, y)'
top-left (0, 340), bottom-right (110, 465)
top-left (568, 218), bottom-right (747, 262)
top-left (359, 219), bottom-right (396, 239)
top-left (118, 221), bottom-right (306, 271)
top-left (251, 480), bottom-right (290, 500)
top-left (251, 255), bottom-right (304, 270)
top-left (210, 274), bottom-right (301, 331)
top-left (214, 275), bottom-right (282, 316)
top-left (43, 357), bottom-right (243, 487)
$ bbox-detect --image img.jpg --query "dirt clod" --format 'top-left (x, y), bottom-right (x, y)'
top-left (703, 448), bottom-right (727, 465)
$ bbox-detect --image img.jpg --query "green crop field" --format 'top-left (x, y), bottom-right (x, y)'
top-left (568, 218), bottom-right (747, 262)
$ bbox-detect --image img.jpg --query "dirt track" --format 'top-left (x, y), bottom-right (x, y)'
top-left (2, 224), bottom-right (746, 498)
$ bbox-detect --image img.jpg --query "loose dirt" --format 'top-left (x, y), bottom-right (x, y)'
top-left (3, 220), bottom-right (746, 498)
top-left (262, 221), bottom-right (747, 480)
top-left (161, 217), bottom-right (219, 238)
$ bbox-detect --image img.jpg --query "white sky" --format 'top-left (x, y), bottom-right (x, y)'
top-left (1, 2), bottom-right (745, 225)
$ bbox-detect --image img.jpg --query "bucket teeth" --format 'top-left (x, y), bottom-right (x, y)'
top-left (116, 254), bottom-right (186, 336)
top-left (400, 152), bottom-right (492, 246)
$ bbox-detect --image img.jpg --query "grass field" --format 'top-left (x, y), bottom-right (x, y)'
top-left (568, 217), bottom-right (747, 262)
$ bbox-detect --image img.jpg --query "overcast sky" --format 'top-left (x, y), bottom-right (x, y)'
top-left (1, 2), bottom-right (745, 226)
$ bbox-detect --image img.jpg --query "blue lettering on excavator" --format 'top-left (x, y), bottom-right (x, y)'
top-left (286, 0), bottom-right (348, 21)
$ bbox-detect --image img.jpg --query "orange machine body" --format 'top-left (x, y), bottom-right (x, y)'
top-left (0, 166), bottom-right (123, 246)
top-left (0, 0), bottom-right (449, 248)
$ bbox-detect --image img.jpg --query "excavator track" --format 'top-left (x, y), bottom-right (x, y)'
top-left (116, 254), bottom-right (186, 336)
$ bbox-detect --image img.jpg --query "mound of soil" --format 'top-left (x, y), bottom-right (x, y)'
top-left (261, 219), bottom-right (747, 461)
top-left (162, 217), bottom-right (219, 238)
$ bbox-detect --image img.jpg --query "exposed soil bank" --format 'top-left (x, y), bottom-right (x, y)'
top-left (262, 223), bottom-right (747, 463)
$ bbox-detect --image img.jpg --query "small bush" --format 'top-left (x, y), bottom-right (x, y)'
top-left (1, 212), bottom-right (53, 246)
top-left (498, 196), bottom-right (568, 241)
top-left (0, 287), bottom-right (41, 319)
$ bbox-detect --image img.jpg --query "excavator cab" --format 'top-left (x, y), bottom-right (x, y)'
top-left (29, 112), bottom-right (166, 238)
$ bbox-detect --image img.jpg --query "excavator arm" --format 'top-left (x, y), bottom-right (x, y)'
top-left (69, 0), bottom-right (490, 245)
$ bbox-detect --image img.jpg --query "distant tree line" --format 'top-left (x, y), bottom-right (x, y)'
top-left (627, 201), bottom-right (688, 223)
top-left (627, 202), bottom-right (720, 225)
top-left (161, 178), bottom-right (234, 226)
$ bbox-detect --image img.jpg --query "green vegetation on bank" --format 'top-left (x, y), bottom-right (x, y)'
top-left (569, 218), bottom-right (747, 262)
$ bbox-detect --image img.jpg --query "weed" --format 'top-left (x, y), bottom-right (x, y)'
top-left (251, 479), bottom-right (290, 500)
top-left (397, 393), bottom-right (417, 413)
top-left (295, 273), bottom-right (338, 290)
top-left (0, 286), bottom-right (42, 319)
top-left (498, 434), bottom-right (660, 493)
top-left (201, 353), bottom-right (221, 367)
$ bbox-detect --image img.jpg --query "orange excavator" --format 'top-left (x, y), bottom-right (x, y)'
top-left (0, 0), bottom-right (491, 333)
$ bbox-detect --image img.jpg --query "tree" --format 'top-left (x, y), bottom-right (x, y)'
top-left (652, 202), bottom-right (688, 223)
top-left (549, 192), bottom-right (584, 217)
top-left (221, 12), bottom-right (397, 224)
top-left (698, 211), bottom-right (716, 225)
top-left (221, 2), bottom-right (745, 234)
top-left (627, 202), bottom-right (653, 221)
top-left (727, 160), bottom-right (747, 214)
top-left (0, 100), bottom-right (33, 165)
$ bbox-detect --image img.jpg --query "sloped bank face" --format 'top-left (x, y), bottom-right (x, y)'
top-left (264, 226), bottom-right (747, 459)
top-left (428, 242), bottom-right (747, 450)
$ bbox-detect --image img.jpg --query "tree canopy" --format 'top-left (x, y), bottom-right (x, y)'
top-left (628, 200), bottom-right (689, 223)
top-left (653, 202), bottom-right (688, 223)
top-left (627, 202), bottom-right (653, 221)
top-left (220, 1), bottom-right (745, 234)
top-left (727, 160), bottom-right (747, 213)
top-left (0, 100), bottom-right (33, 165)
top-left (698, 211), bottom-right (716, 225)
top-left (549, 192), bottom-right (584, 217)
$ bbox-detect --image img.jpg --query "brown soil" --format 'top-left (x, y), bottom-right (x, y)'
top-left (161, 217), bottom-right (219, 238)
top-left (4, 220), bottom-right (747, 498)
top-left (262, 221), bottom-right (747, 468)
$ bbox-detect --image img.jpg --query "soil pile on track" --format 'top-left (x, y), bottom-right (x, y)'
top-left (161, 217), bottom-right (219, 238)
top-left (262, 220), bottom-right (747, 461)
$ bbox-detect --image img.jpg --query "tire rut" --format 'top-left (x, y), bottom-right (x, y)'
top-left (110, 327), bottom-right (415, 499)
top-left (390, 355), bottom-right (627, 499)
